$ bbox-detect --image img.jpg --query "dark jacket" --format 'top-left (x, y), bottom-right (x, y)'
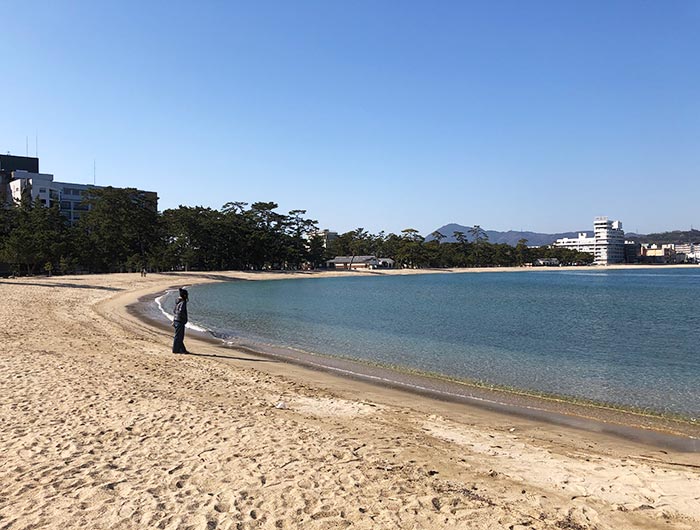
top-left (174, 298), bottom-right (188, 324)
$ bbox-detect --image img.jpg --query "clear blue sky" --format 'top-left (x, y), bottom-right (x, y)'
top-left (2, 1), bottom-right (698, 235)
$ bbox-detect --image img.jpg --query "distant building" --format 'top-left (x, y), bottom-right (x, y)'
top-left (553, 216), bottom-right (625, 265)
top-left (2, 154), bottom-right (157, 225)
top-left (593, 217), bottom-right (625, 264)
top-left (673, 243), bottom-right (693, 255)
top-left (676, 243), bottom-right (700, 263)
top-left (0, 154), bottom-right (40, 204)
top-left (624, 241), bottom-right (640, 263)
top-left (689, 247), bottom-right (700, 263)
top-left (671, 243), bottom-right (700, 261)
top-left (318, 229), bottom-right (339, 248)
top-left (639, 244), bottom-right (682, 264)
top-left (634, 243), bottom-right (700, 263)
top-left (551, 232), bottom-right (595, 254)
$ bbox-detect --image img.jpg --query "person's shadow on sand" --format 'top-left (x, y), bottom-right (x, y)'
top-left (176, 351), bottom-right (276, 363)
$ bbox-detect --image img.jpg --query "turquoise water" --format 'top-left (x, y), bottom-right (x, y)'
top-left (170, 269), bottom-right (700, 418)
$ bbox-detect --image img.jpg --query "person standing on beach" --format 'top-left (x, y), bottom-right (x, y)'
top-left (172, 288), bottom-right (189, 354)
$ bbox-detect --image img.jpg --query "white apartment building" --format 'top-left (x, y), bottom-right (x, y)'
top-left (666, 243), bottom-right (700, 263)
top-left (8, 171), bottom-right (58, 205)
top-left (3, 155), bottom-right (158, 226)
top-left (8, 171), bottom-right (99, 224)
top-left (593, 216), bottom-right (625, 264)
top-left (554, 216), bottom-right (625, 265)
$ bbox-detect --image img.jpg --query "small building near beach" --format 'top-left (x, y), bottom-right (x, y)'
top-left (326, 256), bottom-right (395, 269)
top-left (534, 258), bottom-right (560, 266)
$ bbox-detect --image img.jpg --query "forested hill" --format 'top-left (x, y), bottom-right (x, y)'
top-left (428, 224), bottom-right (588, 246)
top-left (625, 229), bottom-right (700, 244)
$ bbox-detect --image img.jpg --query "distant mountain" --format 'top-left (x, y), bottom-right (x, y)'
top-left (427, 223), bottom-right (589, 247)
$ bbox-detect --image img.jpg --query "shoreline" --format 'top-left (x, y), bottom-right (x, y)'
top-left (132, 271), bottom-right (700, 452)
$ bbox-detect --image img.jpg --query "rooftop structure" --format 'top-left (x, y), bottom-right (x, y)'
top-left (0, 154), bottom-right (39, 173)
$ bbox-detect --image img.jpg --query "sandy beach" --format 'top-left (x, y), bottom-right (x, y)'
top-left (2, 269), bottom-right (700, 530)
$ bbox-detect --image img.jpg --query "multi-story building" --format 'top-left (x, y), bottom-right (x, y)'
top-left (679, 244), bottom-right (700, 263)
top-left (2, 154), bottom-right (157, 224)
top-left (593, 216), bottom-right (625, 264)
top-left (554, 216), bottom-right (625, 265)
top-left (624, 241), bottom-right (640, 263)
top-left (674, 243), bottom-right (691, 254)
top-left (9, 172), bottom-right (97, 225)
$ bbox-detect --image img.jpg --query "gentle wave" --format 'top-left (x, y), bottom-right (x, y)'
top-left (155, 289), bottom-right (209, 333)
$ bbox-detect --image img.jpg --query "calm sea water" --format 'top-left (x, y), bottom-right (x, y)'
top-left (164, 269), bottom-right (700, 417)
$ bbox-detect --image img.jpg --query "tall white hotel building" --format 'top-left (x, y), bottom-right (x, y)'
top-left (554, 216), bottom-right (625, 265)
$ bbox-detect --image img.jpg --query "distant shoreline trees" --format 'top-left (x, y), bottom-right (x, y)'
top-left (0, 190), bottom-right (595, 275)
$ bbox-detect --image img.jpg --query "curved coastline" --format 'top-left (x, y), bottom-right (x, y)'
top-left (130, 277), bottom-right (700, 452)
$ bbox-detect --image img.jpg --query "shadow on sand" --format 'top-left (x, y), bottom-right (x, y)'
top-left (0, 280), bottom-right (123, 291)
top-left (174, 350), bottom-right (276, 363)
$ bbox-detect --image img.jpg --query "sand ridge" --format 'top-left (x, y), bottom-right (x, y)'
top-left (1, 270), bottom-right (699, 529)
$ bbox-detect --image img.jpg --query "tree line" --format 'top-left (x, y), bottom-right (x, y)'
top-left (0, 187), bottom-right (593, 275)
top-left (327, 226), bottom-right (592, 268)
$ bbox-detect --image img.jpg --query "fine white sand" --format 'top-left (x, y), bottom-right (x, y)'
top-left (1, 270), bottom-right (699, 530)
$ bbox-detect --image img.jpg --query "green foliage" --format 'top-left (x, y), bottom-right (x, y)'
top-left (160, 202), bottom-right (320, 271)
top-left (75, 187), bottom-right (161, 272)
top-left (0, 196), bottom-right (69, 275)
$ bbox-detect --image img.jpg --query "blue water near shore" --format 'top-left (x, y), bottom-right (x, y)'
top-left (165, 269), bottom-right (700, 418)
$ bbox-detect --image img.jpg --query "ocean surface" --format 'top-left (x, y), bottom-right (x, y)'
top-left (158, 269), bottom-right (700, 418)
